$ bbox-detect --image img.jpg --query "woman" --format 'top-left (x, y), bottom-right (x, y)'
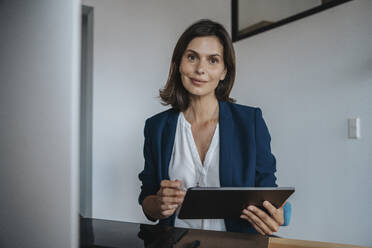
top-left (138, 19), bottom-right (291, 235)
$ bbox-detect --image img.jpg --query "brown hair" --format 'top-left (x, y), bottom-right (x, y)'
top-left (159, 19), bottom-right (236, 111)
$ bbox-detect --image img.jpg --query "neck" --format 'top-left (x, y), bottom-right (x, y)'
top-left (184, 94), bottom-right (219, 124)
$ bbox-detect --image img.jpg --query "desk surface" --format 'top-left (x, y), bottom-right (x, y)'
top-left (80, 218), bottom-right (369, 248)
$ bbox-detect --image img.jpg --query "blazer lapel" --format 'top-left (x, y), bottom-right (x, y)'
top-left (162, 109), bottom-right (179, 180)
top-left (219, 101), bottom-right (233, 187)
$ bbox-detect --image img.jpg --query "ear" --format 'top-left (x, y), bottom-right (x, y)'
top-left (220, 67), bottom-right (227, 81)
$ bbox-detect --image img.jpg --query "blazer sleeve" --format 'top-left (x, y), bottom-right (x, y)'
top-left (254, 108), bottom-right (277, 187)
top-left (254, 108), bottom-right (292, 226)
top-left (138, 120), bottom-right (159, 206)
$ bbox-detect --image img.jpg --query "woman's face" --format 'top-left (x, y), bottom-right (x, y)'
top-left (179, 36), bottom-right (227, 99)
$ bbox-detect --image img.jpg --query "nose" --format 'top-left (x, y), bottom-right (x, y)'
top-left (195, 59), bottom-right (206, 75)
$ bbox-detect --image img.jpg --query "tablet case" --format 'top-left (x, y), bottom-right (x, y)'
top-left (178, 187), bottom-right (294, 219)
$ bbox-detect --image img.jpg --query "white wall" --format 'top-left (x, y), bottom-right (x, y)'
top-left (233, 0), bottom-right (372, 246)
top-left (0, 1), bottom-right (80, 247)
top-left (81, 0), bottom-right (230, 223)
top-left (82, 0), bottom-right (372, 246)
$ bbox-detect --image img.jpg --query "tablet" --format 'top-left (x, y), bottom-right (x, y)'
top-left (178, 187), bottom-right (295, 219)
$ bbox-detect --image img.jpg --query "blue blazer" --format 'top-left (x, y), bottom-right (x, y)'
top-left (138, 101), bottom-right (291, 233)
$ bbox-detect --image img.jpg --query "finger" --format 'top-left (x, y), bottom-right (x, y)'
top-left (243, 208), bottom-right (276, 235)
top-left (161, 196), bottom-right (184, 205)
top-left (250, 206), bottom-right (280, 232)
top-left (247, 206), bottom-right (280, 232)
top-left (160, 180), bottom-right (182, 189)
top-left (263, 201), bottom-right (280, 219)
top-left (161, 209), bottom-right (176, 217)
top-left (262, 201), bottom-right (277, 215)
top-left (243, 208), bottom-right (273, 235)
top-left (240, 214), bottom-right (265, 235)
top-left (158, 187), bottom-right (174, 197)
top-left (161, 187), bottom-right (186, 197)
top-left (263, 201), bottom-right (284, 225)
top-left (160, 204), bottom-right (178, 211)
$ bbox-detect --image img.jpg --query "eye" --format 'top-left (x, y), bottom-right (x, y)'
top-left (210, 57), bottom-right (219, 64)
top-left (187, 54), bottom-right (196, 61)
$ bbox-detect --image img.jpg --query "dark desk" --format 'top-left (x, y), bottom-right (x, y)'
top-left (80, 218), bottom-right (367, 248)
top-left (80, 217), bottom-right (268, 248)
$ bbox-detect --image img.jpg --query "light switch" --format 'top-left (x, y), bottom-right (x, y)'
top-left (348, 118), bottom-right (360, 139)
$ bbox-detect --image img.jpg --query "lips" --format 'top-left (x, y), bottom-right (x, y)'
top-left (190, 77), bottom-right (207, 85)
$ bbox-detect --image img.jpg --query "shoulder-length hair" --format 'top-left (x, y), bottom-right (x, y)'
top-left (159, 19), bottom-right (236, 112)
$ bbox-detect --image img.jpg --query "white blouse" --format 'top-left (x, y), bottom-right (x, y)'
top-left (168, 112), bottom-right (226, 231)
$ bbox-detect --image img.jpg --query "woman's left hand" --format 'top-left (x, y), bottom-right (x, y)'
top-left (240, 201), bottom-right (285, 235)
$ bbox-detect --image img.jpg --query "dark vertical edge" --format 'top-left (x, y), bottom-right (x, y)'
top-left (231, 0), bottom-right (238, 42)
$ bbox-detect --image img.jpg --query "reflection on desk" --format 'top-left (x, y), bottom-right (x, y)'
top-left (80, 217), bottom-right (369, 248)
top-left (80, 217), bottom-right (267, 248)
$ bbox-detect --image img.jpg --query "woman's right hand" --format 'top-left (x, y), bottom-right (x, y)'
top-left (142, 179), bottom-right (186, 220)
top-left (156, 179), bottom-right (186, 219)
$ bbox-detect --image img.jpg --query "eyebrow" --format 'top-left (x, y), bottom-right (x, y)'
top-left (185, 49), bottom-right (222, 57)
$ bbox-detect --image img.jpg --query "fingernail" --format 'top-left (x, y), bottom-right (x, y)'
top-left (248, 206), bottom-right (254, 211)
top-left (263, 201), bottom-right (269, 206)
